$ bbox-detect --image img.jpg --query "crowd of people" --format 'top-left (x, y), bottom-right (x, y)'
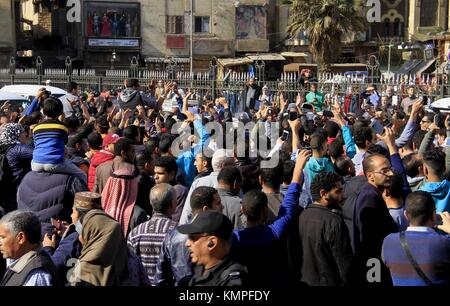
top-left (0, 75), bottom-right (449, 287)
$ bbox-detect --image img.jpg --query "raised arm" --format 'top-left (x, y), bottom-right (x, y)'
top-left (377, 127), bottom-right (411, 197)
top-left (269, 149), bottom-right (311, 239)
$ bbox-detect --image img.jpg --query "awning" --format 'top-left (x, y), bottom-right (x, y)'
top-left (397, 59), bottom-right (424, 75)
top-left (217, 57), bottom-right (253, 67)
top-left (413, 59), bottom-right (436, 75)
top-left (281, 52), bottom-right (308, 58)
top-left (284, 63), bottom-right (367, 70)
top-left (144, 57), bottom-right (191, 63)
top-left (246, 53), bottom-right (286, 61)
top-left (284, 63), bottom-right (301, 72)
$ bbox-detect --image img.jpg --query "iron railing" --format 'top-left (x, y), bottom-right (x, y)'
top-left (1, 56), bottom-right (448, 104)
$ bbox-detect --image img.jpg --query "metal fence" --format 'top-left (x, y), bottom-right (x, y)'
top-left (1, 56), bottom-right (448, 103)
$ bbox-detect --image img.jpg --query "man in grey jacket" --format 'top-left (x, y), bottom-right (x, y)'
top-left (217, 166), bottom-right (243, 230)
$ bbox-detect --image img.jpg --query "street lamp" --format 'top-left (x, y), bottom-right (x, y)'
top-left (111, 50), bottom-right (117, 70)
top-left (387, 38), bottom-right (395, 78)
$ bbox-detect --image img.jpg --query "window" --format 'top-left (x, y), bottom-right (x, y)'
top-left (393, 18), bottom-right (400, 36)
top-left (420, 0), bottom-right (438, 27)
top-left (384, 18), bottom-right (391, 37)
top-left (195, 16), bottom-right (210, 33)
top-left (166, 16), bottom-right (184, 34)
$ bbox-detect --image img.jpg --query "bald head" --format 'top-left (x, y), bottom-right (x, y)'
top-left (150, 183), bottom-right (176, 214)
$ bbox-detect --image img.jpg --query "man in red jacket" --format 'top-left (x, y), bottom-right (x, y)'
top-left (87, 133), bottom-right (121, 191)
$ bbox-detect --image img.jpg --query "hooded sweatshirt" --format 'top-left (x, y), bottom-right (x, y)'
top-left (304, 157), bottom-right (335, 186)
top-left (419, 180), bottom-right (450, 213)
top-left (118, 88), bottom-right (142, 111)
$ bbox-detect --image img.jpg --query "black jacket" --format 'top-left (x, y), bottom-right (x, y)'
top-left (352, 183), bottom-right (398, 285)
top-left (342, 176), bottom-right (368, 244)
top-left (135, 173), bottom-right (155, 217)
top-left (241, 85), bottom-right (261, 111)
top-left (189, 256), bottom-right (248, 286)
top-left (299, 204), bottom-right (355, 286)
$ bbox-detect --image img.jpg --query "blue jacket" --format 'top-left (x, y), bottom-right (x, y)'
top-left (24, 97), bottom-right (40, 116)
top-left (419, 180), bottom-right (450, 213)
top-left (176, 120), bottom-right (210, 188)
top-left (155, 228), bottom-right (192, 286)
top-left (232, 183), bottom-right (301, 286)
top-left (0, 143), bottom-right (33, 213)
top-left (43, 225), bottom-right (82, 284)
top-left (341, 126), bottom-right (356, 159)
top-left (32, 119), bottom-right (68, 165)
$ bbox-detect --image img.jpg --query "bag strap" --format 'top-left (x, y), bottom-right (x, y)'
top-left (399, 231), bottom-right (435, 286)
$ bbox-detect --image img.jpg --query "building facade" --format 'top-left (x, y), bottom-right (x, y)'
top-left (0, 0), bottom-right (16, 67)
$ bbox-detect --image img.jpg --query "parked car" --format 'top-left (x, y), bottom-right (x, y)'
top-left (0, 91), bottom-right (33, 112)
top-left (431, 97), bottom-right (450, 113)
top-left (0, 84), bottom-right (67, 101)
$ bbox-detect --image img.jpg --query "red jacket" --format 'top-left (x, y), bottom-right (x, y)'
top-left (88, 150), bottom-right (115, 191)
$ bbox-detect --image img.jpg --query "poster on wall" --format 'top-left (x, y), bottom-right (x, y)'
top-left (84, 1), bottom-right (140, 38)
top-left (235, 5), bottom-right (267, 40)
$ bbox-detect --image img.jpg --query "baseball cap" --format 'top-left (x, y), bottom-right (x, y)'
top-left (177, 211), bottom-right (233, 240)
top-left (102, 133), bottom-right (122, 147)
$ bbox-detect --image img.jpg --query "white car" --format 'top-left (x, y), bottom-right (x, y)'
top-left (0, 91), bottom-right (33, 112)
top-left (0, 84), bottom-right (67, 101)
top-left (431, 98), bottom-right (450, 113)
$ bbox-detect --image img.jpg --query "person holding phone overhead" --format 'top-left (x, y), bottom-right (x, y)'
top-left (242, 78), bottom-right (261, 112)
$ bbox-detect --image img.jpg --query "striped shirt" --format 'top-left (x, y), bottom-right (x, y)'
top-left (382, 228), bottom-right (450, 286)
top-left (32, 119), bottom-right (68, 165)
top-left (127, 213), bottom-right (177, 286)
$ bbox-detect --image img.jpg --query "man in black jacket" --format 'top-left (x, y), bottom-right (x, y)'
top-left (352, 153), bottom-right (399, 286)
top-left (178, 211), bottom-right (248, 286)
top-left (241, 78), bottom-right (261, 112)
top-left (299, 171), bottom-right (354, 286)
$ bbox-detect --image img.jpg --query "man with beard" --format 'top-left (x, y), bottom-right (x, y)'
top-left (298, 171), bottom-right (355, 286)
top-left (352, 151), bottom-right (400, 286)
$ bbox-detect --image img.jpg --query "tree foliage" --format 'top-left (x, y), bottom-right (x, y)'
top-left (286, 0), bottom-right (368, 71)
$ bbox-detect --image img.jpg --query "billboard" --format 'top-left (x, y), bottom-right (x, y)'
top-left (84, 1), bottom-right (140, 39)
top-left (236, 6), bottom-right (267, 40)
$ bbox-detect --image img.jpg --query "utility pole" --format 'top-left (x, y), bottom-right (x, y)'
top-left (190, 0), bottom-right (194, 75)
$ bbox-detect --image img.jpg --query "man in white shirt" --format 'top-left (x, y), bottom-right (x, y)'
top-left (59, 81), bottom-right (80, 118)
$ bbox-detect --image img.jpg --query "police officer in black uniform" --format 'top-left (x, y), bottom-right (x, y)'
top-left (178, 211), bottom-right (248, 286)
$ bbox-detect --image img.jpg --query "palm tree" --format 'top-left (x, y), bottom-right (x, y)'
top-left (286, 0), bottom-right (368, 73)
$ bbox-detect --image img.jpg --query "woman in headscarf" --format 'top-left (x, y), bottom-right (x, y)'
top-left (70, 208), bottom-right (128, 286)
top-left (101, 168), bottom-right (148, 237)
top-left (0, 123), bottom-right (33, 214)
